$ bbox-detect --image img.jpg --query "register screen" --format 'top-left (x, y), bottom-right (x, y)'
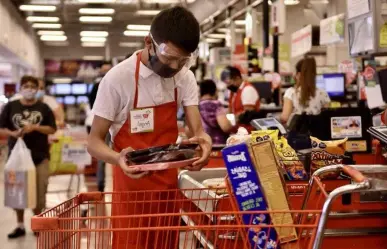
top-left (324, 74), bottom-right (345, 97)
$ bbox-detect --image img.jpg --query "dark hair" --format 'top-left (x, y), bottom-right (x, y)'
top-left (199, 79), bottom-right (217, 97)
top-left (20, 75), bottom-right (38, 87)
top-left (222, 66), bottom-right (242, 81)
top-left (296, 58), bottom-right (317, 106)
top-left (150, 6), bottom-right (200, 53)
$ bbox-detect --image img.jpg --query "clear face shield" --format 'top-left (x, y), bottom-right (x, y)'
top-left (149, 33), bottom-right (198, 70)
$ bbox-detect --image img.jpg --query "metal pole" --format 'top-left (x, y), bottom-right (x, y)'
top-left (273, 35), bottom-right (279, 72)
top-left (262, 0), bottom-right (270, 49)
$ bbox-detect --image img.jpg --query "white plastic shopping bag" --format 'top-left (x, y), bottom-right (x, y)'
top-left (4, 138), bottom-right (37, 209)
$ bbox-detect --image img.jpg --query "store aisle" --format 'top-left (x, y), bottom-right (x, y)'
top-left (0, 160), bottom-right (113, 249)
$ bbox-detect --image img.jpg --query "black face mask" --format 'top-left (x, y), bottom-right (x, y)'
top-left (227, 85), bottom-right (239, 93)
top-left (148, 47), bottom-right (180, 78)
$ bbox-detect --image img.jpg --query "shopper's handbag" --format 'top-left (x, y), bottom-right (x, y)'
top-left (4, 138), bottom-right (37, 209)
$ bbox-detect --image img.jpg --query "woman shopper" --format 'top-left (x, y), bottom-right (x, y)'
top-left (0, 75), bottom-right (56, 239)
top-left (198, 79), bottom-right (233, 145)
top-left (280, 57), bottom-right (331, 124)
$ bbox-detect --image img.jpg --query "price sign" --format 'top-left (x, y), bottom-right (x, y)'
top-left (62, 142), bottom-right (91, 165)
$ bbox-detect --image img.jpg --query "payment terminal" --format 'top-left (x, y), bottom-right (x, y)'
top-left (250, 118), bottom-right (287, 135)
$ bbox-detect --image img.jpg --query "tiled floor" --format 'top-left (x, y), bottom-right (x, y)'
top-left (0, 159), bottom-right (113, 249)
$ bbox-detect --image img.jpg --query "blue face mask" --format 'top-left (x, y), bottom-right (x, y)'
top-left (35, 90), bottom-right (45, 99)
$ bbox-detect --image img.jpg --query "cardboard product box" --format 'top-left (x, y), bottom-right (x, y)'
top-left (222, 142), bottom-right (280, 249)
top-left (4, 168), bottom-right (37, 209)
top-left (249, 141), bottom-right (298, 243)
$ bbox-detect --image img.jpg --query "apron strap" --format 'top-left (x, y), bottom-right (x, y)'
top-left (134, 51), bottom-right (142, 109)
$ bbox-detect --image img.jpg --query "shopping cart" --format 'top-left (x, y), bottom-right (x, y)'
top-left (31, 165), bottom-right (387, 249)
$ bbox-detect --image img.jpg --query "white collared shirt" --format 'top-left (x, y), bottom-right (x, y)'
top-left (92, 51), bottom-right (199, 139)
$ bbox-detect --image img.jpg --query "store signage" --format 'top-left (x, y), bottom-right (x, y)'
top-left (346, 0), bottom-right (370, 19)
top-left (271, 0), bottom-right (286, 34)
top-left (291, 25), bottom-right (312, 58)
top-left (320, 13), bottom-right (345, 45)
top-left (62, 143), bottom-right (91, 165)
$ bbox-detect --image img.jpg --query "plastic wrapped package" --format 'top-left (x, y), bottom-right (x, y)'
top-left (125, 143), bottom-right (199, 171)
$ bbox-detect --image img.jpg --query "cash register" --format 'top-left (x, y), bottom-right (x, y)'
top-left (250, 117), bottom-right (287, 135)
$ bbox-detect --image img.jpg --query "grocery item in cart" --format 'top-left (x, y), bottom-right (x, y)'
top-left (251, 129), bottom-right (279, 143)
top-left (275, 137), bottom-right (308, 180)
top-left (226, 127), bottom-right (251, 145)
top-left (222, 142), bottom-right (280, 248)
top-left (125, 143), bottom-right (199, 171)
top-left (310, 137), bottom-right (348, 179)
top-left (249, 141), bottom-right (298, 243)
top-left (202, 178), bottom-right (228, 194)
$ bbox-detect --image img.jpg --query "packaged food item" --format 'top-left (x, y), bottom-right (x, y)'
top-left (226, 127), bottom-right (251, 146)
top-left (275, 137), bottom-right (307, 180)
top-left (202, 178), bottom-right (227, 195)
top-left (125, 143), bottom-right (199, 171)
top-left (310, 137), bottom-right (348, 179)
top-left (222, 141), bottom-right (297, 248)
top-left (251, 130), bottom-right (279, 143)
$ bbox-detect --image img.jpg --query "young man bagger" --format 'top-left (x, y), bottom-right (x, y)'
top-left (0, 76), bottom-right (56, 239)
top-left (87, 6), bottom-right (212, 248)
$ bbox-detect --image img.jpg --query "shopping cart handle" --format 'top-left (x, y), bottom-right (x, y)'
top-left (342, 165), bottom-right (367, 183)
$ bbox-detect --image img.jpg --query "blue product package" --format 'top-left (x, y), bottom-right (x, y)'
top-left (222, 142), bottom-right (280, 249)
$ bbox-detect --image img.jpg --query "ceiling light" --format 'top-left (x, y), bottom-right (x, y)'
top-left (27, 16), bottom-right (59, 22)
top-left (269, 0), bottom-right (300, 5)
top-left (127, 24), bottom-right (151, 31)
top-left (53, 77), bottom-right (72, 84)
top-left (77, 0), bottom-right (116, 3)
top-left (79, 16), bottom-right (112, 23)
top-left (207, 33), bottom-right (226, 39)
top-left (124, 30), bottom-right (149, 37)
top-left (135, 10), bottom-right (160, 16)
top-left (32, 23), bottom-right (62, 29)
top-left (217, 28), bottom-right (245, 33)
top-left (44, 41), bottom-right (69, 47)
top-left (119, 42), bottom-right (143, 47)
top-left (205, 38), bottom-right (223, 43)
top-left (37, 30), bottom-right (65, 35)
top-left (40, 35), bottom-right (67, 41)
top-left (19, 5), bottom-right (56, 12)
top-left (79, 8), bottom-right (115, 15)
top-left (80, 31), bottom-right (108, 37)
top-left (234, 20), bottom-right (245, 25)
top-left (81, 37), bottom-right (107, 42)
top-left (83, 55), bottom-right (105, 61)
top-left (82, 42), bottom-right (105, 47)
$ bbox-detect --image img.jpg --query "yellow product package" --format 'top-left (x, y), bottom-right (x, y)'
top-left (310, 136), bottom-right (348, 179)
top-left (275, 137), bottom-right (307, 180)
top-left (251, 130), bottom-right (279, 143)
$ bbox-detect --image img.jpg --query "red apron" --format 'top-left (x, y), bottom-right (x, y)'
top-left (229, 81), bottom-right (260, 132)
top-left (112, 51), bottom-right (179, 249)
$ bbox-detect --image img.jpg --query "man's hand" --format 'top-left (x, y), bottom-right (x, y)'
top-left (117, 147), bottom-right (148, 179)
top-left (185, 133), bottom-right (212, 171)
top-left (9, 129), bottom-right (22, 138)
top-left (22, 124), bottom-right (37, 134)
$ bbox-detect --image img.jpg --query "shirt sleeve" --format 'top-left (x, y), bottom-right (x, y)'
top-left (241, 85), bottom-right (259, 106)
top-left (215, 102), bottom-right (227, 116)
top-left (92, 77), bottom-right (122, 121)
top-left (43, 104), bottom-right (57, 130)
top-left (284, 87), bottom-right (295, 101)
top-left (0, 103), bottom-right (10, 129)
top-left (181, 70), bottom-right (199, 106)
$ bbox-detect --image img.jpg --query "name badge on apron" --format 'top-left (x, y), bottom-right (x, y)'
top-left (130, 108), bottom-right (154, 133)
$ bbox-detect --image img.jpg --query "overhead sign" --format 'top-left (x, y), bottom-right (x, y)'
top-left (320, 13), bottom-right (345, 45)
top-left (346, 0), bottom-right (370, 19)
top-left (291, 25), bottom-right (312, 58)
top-left (271, 0), bottom-right (286, 34)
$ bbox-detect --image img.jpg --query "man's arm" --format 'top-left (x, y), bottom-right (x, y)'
top-left (241, 86), bottom-right (259, 112)
top-left (87, 115), bottom-right (146, 178)
top-left (184, 105), bottom-right (212, 170)
top-left (53, 106), bottom-right (65, 127)
top-left (0, 103), bottom-right (20, 138)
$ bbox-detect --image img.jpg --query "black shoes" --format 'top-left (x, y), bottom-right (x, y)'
top-left (8, 227), bottom-right (26, 239)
